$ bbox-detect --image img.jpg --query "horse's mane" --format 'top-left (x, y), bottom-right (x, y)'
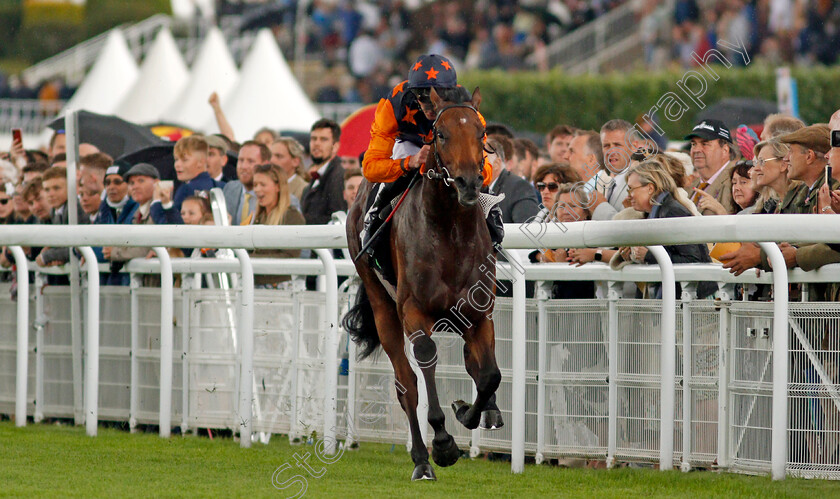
top-left (437, 86), bottom-right (471, 104)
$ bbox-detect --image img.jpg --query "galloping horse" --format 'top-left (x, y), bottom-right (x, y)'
top-left (344, 87), bottom-right (503, 481)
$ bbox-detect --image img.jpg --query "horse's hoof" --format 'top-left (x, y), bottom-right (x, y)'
top-left (479, 409), bottom-right (504, 430)
top-left (451, 400), bottom-right (478, 430)
top-left (432, 435), bottom-right (460, 467)
top-left (411, 463), bottom-right (437, 481)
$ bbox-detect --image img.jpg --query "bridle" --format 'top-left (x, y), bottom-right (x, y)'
top-left (423, 103), bottom-right (487, 187)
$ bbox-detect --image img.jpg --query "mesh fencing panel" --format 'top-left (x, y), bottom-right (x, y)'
top-left (5, 276), bottom-right (840, 479)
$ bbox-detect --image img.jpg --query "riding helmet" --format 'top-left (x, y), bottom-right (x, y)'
top-left (408, 54), bottom-right (457, 89)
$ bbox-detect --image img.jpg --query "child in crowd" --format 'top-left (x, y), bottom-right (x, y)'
top-left (181, 194), bottom-right (216, 258)
top-left (181, 195), bottom-right (214, 226)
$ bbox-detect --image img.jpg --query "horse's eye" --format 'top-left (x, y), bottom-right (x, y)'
top-left (437, 132), bottom-right (446, 141)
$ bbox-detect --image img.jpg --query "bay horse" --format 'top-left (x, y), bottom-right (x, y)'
top-left (344, 86), bottom-right (503, 481)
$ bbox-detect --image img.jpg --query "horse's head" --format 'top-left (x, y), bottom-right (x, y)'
top-left (428, 87), bottom-right (485, 207)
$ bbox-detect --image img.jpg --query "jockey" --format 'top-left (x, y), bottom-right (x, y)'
top-left (360, 54), bottom-right (503, 259)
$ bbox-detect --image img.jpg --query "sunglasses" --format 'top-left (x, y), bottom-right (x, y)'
top-left (536, 181), bottom-right (559, 192)
top-left (104, 177), bottom-right (124, 186)
top-left (832, 130), bottom-right (840, 148)
top-left (0, 198), bottom-right (10, 205)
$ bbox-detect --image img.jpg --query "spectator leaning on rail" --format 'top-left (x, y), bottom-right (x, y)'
top-left (104, 163), bottom-right (162, 287)
top-left (224, 140), bottom-right (269, 226)
top-left (152, 135), bottom-right (222, 225)
top-left (720, 125), bottom-right (839, 277)
top-left (686, 119), bottom-right (739, 216)
top-left (532, 183), bottom-right (596, 300)
top-left (611, 160), bottom-right (711, 298)
top-left (249, 163), bottom-right (306, 289)
top-left (35, 166), bottom-right (88, 268)
top-left (764, 125), bottom-right (840, 276)
top-left (592, 119), bottom-right (644, 219)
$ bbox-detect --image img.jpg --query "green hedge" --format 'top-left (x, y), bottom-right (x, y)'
top-left (16, 1), bottom-right (84, 63)
top-left (83, 0), bottom-right (171, 39)
top-left (0, 1), bottom-right (23, 59)
top-left (461, 65), bottom-right (840, 139)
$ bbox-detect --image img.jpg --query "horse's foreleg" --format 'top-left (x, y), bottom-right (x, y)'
top-left (454, 318), bottom-right (503, 430)
top-left (403, 305), bottom-right (460, 468)
top-left (377, 316), bottom-right (435, 480)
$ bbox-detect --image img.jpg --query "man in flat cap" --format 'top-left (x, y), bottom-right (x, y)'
top-left (686, 119), bottom-right (739, 215)
top-left (749, 125), bottom-right (840, 278)
top-left (778, 123), bottom-right (836, 215)
top-left (104, 163), bottom-right (162, 286)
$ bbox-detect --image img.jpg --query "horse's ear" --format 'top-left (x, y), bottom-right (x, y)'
top-left (430, 87), bottom-right (443, 109)
top-left (471, 86), bottom-right (482, 110)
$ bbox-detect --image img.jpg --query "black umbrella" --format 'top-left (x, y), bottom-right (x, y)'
top-left (694, 98), bottom-right (778, 132)
top-left (116, 143), bottom-right (238, 182)
top-left (48, 110), bottom-right (166, 159)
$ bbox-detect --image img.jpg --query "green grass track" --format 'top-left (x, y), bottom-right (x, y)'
top-left (2, 421), bottom-right (839, 498)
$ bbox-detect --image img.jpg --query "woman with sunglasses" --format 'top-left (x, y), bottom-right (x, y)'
top-left (751, 139), bottom-right (798, 213)
top-left (531, 163), bottom-right (581, 212)
top-left (249, 163), bottom-right (306, 289)
top-left (360, 54), bottom-right (501, 259)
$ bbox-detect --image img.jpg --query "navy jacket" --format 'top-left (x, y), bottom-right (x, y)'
top-left (150, 172), bottom-right (221, 225)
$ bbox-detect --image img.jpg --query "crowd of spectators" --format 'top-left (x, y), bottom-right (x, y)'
top-left (643, 0), bottom-right (840, 69)
top-left (2, 1), bottom-right (838, 110)
top-left (3, 98), bottom-right (839, 295)
top-left (251, 0), bottom-right (630, 104)
top-left (0, 105), bottom-right (367, 291)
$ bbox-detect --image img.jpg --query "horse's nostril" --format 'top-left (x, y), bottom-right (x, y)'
top-left (454, 177), bottom-right (467, 187)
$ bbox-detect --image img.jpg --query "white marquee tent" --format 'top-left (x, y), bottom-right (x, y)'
top-left (63, 29), bottom-right (138, 116)
top-left (204, 29), bottom-right (320, 138)
top-left (116, 28), bottom-right (189, 125)
top-left (162, 27), bottom-right (239, 130)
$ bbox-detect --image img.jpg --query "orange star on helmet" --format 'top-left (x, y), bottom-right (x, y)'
top-left (412, 61), bottom-right (423, 71)
top-left (425, 67), bottom-right (439, 80)
top-left (441, 60), bottom-right (452, 71)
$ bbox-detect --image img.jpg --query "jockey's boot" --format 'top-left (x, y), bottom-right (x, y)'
top-left (486, 204), bottom-right (505, 251)
top-left (360, 184), bottom-right (386, 259)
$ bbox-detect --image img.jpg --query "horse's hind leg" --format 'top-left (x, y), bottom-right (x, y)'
top-left (374, 305), bottom-right (436, 480)
top-left (453, 318), bottom-right (503, 430)
top-left (403, 305), bottom-right (460, 468)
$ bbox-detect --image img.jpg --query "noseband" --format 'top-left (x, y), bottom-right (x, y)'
top-left (424, 103), bottom-right (485, 186)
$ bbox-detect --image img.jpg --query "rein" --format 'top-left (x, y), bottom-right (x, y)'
top-left (424, 103), bottom-right (485, 186)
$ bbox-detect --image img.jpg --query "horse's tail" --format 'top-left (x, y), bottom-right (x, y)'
top-left (342, 282), bottom-right (380, 360)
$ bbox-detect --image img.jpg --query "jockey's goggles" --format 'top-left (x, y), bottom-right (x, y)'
top-left (411, 88), bottom-right (432, 104)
